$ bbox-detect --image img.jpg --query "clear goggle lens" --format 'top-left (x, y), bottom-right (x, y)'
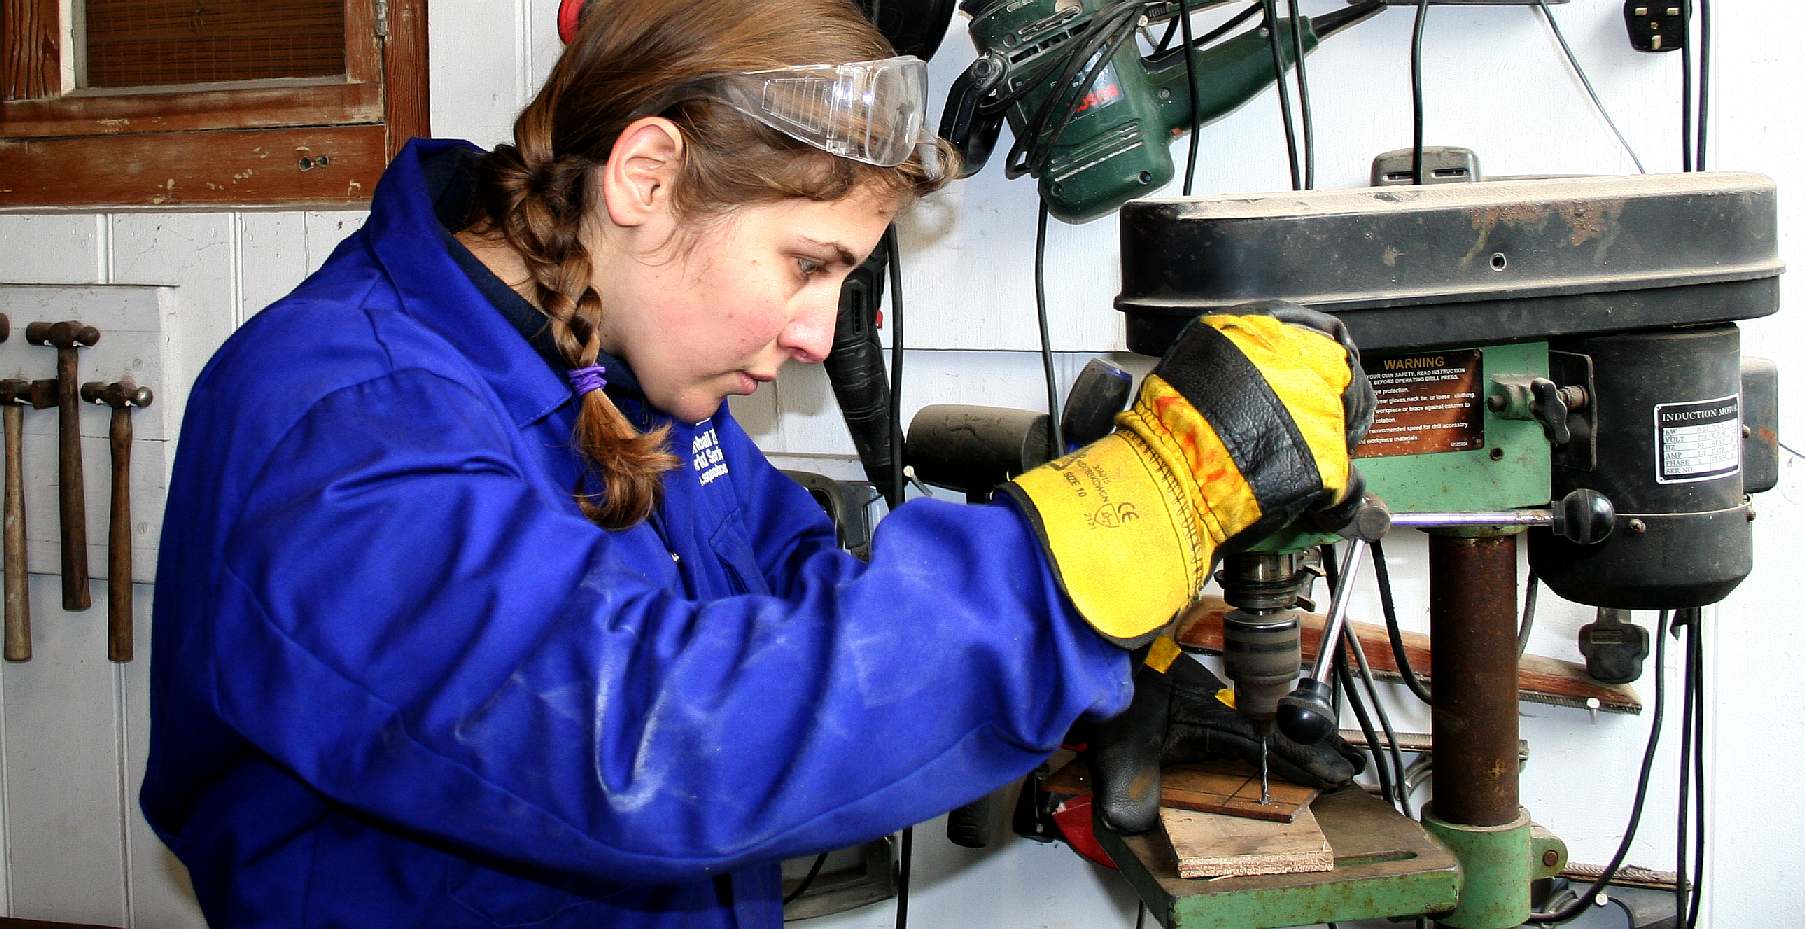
top-left (690, 56), bottom-right (939, 172)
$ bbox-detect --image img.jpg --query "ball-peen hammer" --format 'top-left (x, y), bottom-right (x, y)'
top-left (82, 380), bottom-right (151, 662)
top-left (25, 320), bottom-right (99, 611)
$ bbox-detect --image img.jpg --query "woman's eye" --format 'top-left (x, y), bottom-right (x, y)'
top-left (795, 257), bottom-right (827, 282)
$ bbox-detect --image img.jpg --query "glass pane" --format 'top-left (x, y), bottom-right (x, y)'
top-left (83, 0), bottom-right (346, 89)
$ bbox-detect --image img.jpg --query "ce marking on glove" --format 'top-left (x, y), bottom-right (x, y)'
top-left (1088, 502), bottom-right (1140, 529)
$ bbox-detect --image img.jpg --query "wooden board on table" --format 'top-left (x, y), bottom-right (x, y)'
top-left (1175, 597), bottom-right (1643, 715)
top-left (1044, 759), bottom-right (1317, 824)
top-left (1161, 762), bottom-right (1318, 823)
top-left (1161, 805), bottom-right (1334, 879)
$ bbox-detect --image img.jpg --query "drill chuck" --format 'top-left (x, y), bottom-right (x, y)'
top-left (1222, 609), bottom-right (1301, 721)
top-left (1218, 552), bottom-right (1309, 723)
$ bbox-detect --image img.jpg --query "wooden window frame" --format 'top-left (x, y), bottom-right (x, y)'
top-left (1, 0), bottom-right (428, 207)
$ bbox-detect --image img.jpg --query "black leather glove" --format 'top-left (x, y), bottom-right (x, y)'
top-left (1088, 655), bottom-right (1366, 835)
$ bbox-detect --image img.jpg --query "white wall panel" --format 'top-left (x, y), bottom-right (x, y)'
top-left (431, 0), bottom-right (532, 148)
top-left (0, 216), bottom-right (105, 285)
top-left (238, 214), bottom-right (313, 325)
top-left (0, 574), bottom-right (127, 926)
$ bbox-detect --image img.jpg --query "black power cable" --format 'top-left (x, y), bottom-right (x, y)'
top-left (879, 224), bottom-right (913, 929)
top-left (1529, 611), bottom-right (1672, 924)
top-left (1680, 0), bottom-right (1693, 172)
top-left (1284, 0), bottom-right (1315, 189)
top-left (895, 826), bottom-right (913, 929)
top-left (1677, 613), bottom-right (1694, 923)
top-left (1344, 623), bottom-right (1412, 818)
top-left (1409, 0), bottom-right (1430, 185)
top-left (1178, 0), bottom-right (1202, 195)
top-left (1696, 0), bottom-right (1711, 170)
top-left (885, 226), bottom-right (904, 509)
top-left (1369, 540), bottom-right (1432, 705)
top-left (784, 852), bottom-right (830, 906)
top-left (1688, 614), bottom-right (1706, 928)
top-left (1518, 569), bottom-right (1539, 659)
top-left (1034, 201), bottom-right (1063, 459)
top-left (1335, 657), bottom-right (1392, 802)
top-left (1260, 0), bottom-right (1302, 190)
top-left (1534, 0), bottom-right (1646, 173)
top-left (1321, 544), bottom-right (1401, 808)
top-left (1325, 543), bottom-right (1410, 818)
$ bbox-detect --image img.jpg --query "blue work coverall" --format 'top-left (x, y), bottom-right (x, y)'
top-left (141, 139), bottom-right (1133, 928)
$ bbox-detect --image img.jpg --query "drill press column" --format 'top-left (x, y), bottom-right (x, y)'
top-left (1428, 533), bottom-right (1520, 825)
top-left (1425, 532), bottom-right (1533, 929)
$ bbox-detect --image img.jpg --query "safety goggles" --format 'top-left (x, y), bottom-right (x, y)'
top-left (665, 56), bottom-right (939, 172)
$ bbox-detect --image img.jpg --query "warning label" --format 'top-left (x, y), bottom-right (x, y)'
top-left (1355, 349), bottom-right (1485, 460)
top-left (1655, 395), bottom-right (1740, 484)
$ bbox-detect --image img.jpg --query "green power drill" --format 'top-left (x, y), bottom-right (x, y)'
top-left (939, 0), bottom-right (1383, 222)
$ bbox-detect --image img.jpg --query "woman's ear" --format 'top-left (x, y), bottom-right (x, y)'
top-left (600, 116), bottom-right (685, 229)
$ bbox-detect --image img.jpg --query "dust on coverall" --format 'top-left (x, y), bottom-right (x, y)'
top-left (139, 139), bottom-right (1133, 928)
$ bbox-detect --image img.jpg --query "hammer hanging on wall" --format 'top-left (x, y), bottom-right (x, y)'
top-left (0, 380), bottom-right (29, 662)
top-left (82, 380), bottom-right (152, 663)
top-left (0, 313), bottom-right (27, 663)
top-left (25, 320), bottom-right (99, 611)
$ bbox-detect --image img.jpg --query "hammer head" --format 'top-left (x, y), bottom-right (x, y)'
top-left (0, 378), bottom-right (30, 406)
top-left (81, 380), bottom-right (153, 410)
top-left (25, 320), bottom-right (101, 349)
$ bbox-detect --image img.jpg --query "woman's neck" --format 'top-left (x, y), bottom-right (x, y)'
top-left (454, 229), bottom-right (541, 308)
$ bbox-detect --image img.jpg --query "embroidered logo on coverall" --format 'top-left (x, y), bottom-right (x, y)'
top-left (692, 427), bottom-right (729, 486)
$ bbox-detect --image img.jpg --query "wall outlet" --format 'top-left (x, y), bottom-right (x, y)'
top-left (1624, 1), bottom-right (1687, 53)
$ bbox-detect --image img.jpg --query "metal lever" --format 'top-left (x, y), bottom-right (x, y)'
top-left (1276, 538), bottom-right (1367, 745)
top-left (1389, 489), bottom-right (1616, 544)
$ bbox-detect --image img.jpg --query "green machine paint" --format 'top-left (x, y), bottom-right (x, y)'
top-left (939, 0), bottom-right (1383, 222)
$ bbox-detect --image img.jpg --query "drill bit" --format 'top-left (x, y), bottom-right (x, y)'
top-left (1259, 723), bottom-right (1272, 805)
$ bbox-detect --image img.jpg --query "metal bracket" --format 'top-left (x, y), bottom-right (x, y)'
top-left (1548, 350), bottom-right (1599, 471)
top-left (374, 0), bottom-right (390, 39)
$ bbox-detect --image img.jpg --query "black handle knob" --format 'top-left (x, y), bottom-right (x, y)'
top-left (1551, 489), bottom-right (1615, 545)
top-left (1277, 678), bottom-right (1337, 745)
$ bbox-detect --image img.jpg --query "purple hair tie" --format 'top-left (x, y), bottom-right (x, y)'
top-left (568, 364), bottom-right (608, 397)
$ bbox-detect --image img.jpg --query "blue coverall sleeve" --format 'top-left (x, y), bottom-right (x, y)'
top-left (214, 368), bottom-right (1131, 888)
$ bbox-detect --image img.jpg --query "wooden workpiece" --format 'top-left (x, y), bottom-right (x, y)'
top-left (1161, 805), bottom-right (1334, 880)
top-left (1176, 597), bottom-right (1642, 714)
top-left (1045, 759), bottom-right (1318, 824)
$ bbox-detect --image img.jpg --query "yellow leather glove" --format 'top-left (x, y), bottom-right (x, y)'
top-left (1003, 305), bottom-right (1374, 646)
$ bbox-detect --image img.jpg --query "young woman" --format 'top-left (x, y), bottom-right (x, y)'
top-left (140, 0), bottom-right (1369, 926)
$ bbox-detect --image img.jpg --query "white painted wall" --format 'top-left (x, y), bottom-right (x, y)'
top-left (0, 0), bottom-right (1798, 925)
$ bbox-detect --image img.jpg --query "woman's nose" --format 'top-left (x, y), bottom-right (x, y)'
top-left (779, 297), bottom-right (838, 364)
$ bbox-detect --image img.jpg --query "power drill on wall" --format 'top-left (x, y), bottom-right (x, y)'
top-left (941, 0), bottom-right (1383, 221)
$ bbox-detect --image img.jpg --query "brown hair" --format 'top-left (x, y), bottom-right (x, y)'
top-left (468, 0), bottom-right (948, 529)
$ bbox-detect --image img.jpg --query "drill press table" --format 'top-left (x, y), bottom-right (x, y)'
top-left (1096, 788), bottom-right (1460, 929)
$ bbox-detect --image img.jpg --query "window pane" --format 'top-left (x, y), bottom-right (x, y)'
top-left (83, 0), bottom-right (346, 89)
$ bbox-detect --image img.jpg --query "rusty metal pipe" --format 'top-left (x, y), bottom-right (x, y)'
top-left (25, 320), bottom-right (100, 611)
top-left (1428, 533), bottom-right (1521, 826)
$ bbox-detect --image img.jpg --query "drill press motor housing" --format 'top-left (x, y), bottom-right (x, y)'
top-left (1100, 171), bottom-right (1781, 929)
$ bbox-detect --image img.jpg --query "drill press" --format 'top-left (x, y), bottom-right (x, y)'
top-left (1098, 171), bottom-right (1782, 928)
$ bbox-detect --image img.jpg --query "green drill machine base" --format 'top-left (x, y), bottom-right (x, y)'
top-left (1096, 789), bottom-right (1460, 929)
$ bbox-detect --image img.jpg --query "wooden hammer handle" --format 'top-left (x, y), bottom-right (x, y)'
top-left (55, 350), bottom-right (90, 611)
top-left (108, 407), bottom-right (131, 662)
top-left (3, 405), bottom-right (28, 662)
